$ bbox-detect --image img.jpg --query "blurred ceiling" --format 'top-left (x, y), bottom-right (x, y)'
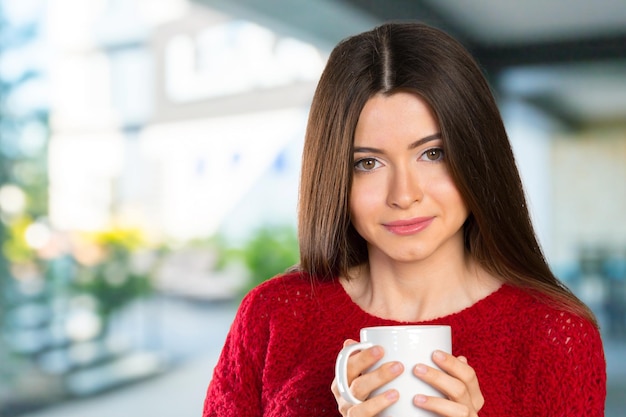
top-left (199, 0), bottom-right (626, 128)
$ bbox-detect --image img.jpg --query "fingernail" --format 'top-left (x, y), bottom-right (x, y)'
top-left (433, 350), bottom-right (445, 360)
top-left (390, 362), bottom-right (403, 375)
top-left (386, 390), bottom-right (399, 401)
top-left (414, 394), bottom-right (427, 404)
top-left (371, 346), bottom-right (383, 357)
top-left (414, 364), bottom-right (427, 375)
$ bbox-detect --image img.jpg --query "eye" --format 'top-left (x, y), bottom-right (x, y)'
top-left (420, 147), bottom-right (445, 162)
top-left (354, 157), bottom-right (382, 171)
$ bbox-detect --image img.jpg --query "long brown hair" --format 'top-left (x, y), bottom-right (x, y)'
top-left (297, 22), bottom-right (596, 324)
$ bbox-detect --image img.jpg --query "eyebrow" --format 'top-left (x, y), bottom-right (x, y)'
top-left (353, 132), bottom-right (442, 154)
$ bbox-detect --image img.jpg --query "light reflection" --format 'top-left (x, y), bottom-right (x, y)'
top-left (24, 222), bottom-right (52, 249)
top-left (65, 307), bottom-right (103, 343)
top-left (0, 184), bottom-right (26, 215)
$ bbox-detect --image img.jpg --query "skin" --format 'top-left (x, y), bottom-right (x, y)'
top-left (331, 92), bottom-right (499, 416)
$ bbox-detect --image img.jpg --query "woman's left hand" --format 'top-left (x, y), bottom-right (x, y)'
top-left (413, 351), bottom-right (484, 417)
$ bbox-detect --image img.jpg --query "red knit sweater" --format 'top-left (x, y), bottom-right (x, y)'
top-left (203, 272), bottom-right (606, 416)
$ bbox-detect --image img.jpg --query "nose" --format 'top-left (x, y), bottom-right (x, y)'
top-left (386, 165), bottom-right (423, 209)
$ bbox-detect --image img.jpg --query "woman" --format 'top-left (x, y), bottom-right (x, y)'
top-left (203, 22), bottom-right (606, 417)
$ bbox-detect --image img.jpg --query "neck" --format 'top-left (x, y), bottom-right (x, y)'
top-left (343, 249), bottom-right (501, 322)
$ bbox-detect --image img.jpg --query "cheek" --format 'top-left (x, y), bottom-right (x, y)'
top-left (430, 181), bottom-right (469, 216)
top-left (349, 183), bottom-right (378, 224)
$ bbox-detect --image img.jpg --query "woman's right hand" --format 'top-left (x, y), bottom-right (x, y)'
top-left (331, 339), bottom-right (404, 416)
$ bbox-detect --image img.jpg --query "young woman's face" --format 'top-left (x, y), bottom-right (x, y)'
top-left (350, 92), bottom-right (469, 264)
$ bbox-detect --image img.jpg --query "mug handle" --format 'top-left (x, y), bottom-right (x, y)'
top-left (334, 342), bottom-right (374, 405)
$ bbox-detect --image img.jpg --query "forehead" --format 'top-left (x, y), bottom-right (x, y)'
top-left (354, 92), bottom-right (439, 145)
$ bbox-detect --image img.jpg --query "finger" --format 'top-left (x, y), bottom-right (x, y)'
top-left (414, 362), bottom-right (470, 406)
top-left (331, 378), bottom-right (340, 398)
top-left (345, 345), bottom-right (385, 383)
top-left (432, 351), bottom-right (484, 410)
top-left (414, 394), bottom-right (474, 417)
top-left (349, 361), bottom-right (404, 401)
top-left (340, 390), bottom-right (400, 417)
top-left (417, 351), bottom-right (483, 411)
top-left (343, 339), bottom-right (358, 348)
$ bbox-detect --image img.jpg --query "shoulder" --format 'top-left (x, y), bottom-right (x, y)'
top-left (481, 285), bottom-right (602, 356)
top-left (502, 285), bottom-right (596, 330)
top-left (508, 287), bottom-right (607, 413)
top-left (243, 271), bottom-right (318, 305)
top-left (503, 285), bottom-right (603, 357)
top-left (238, 271), bottom-right (341, 321)
top-left (224, 273), bottom-right (316, 348)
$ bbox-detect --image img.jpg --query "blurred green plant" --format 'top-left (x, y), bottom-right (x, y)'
top-left (2, 215), bottom-right (38, 264)
top-left (0, 0), bottom-right (50, 395)
top-left (71, 228), bottom-right (160, 326)
top-left (216, 224), bottom-right (299, 295)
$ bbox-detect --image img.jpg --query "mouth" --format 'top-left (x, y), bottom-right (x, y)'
top-left (383, 217), bottom-right (434, 235)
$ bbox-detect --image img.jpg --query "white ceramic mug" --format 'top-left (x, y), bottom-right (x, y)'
top-left (335, 325), bottom-right (452, 417)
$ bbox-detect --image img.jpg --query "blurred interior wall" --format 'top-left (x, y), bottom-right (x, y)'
top-left (552, 126), bottom-right (626, 264)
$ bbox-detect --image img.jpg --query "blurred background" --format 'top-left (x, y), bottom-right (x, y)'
top-left (0, 0), bottom-right (624, 416)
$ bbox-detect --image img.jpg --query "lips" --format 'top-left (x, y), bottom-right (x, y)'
top-left (383, 217), bottom-right (434, 235)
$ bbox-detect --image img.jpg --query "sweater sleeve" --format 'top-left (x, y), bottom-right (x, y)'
top-left (530, 311), bottom-right (606, 416)
top-left (203, 288), bottom-right (269, 417)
